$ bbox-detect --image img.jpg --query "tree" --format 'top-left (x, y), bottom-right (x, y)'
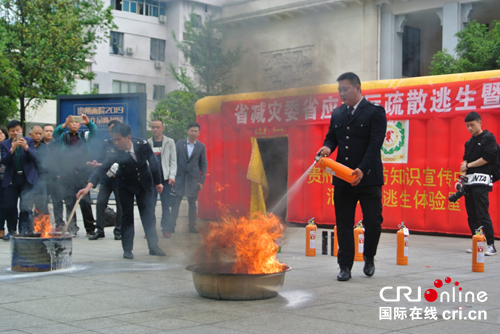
top-left (0, 0), bottom-right (116, 130)
top-left (153, 10), bottom-right (245, 138)
top-left (150, 90), bottom-right (199, 141)
top-left (430, 20), bottom-right (500, 75)
top-left (0, 38), bottom-right (18, 125)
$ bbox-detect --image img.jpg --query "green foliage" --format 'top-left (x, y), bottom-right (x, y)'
top-left (0, 39), bottom-right (19, 125)
top-left (169, 10), bottom-right (246, 96)
top-left (150, 90), bottom-right (199, 141)
top-left (0, 0), bottom-right (116, 128)
top-left (430, 20), bottom-right (500, 75)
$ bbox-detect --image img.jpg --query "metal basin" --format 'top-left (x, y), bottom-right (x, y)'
top-left (11, 233), bottom-right (72, 272)
top-left (186, 262), bottom-right (291, 300)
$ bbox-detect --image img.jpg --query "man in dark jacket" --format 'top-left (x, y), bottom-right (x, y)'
top-left (317, 72), bottom-right (387, 281)
top-left (460, 111), bottom-right (497, 255)
top-left (170, 122), bottom-right (207, 233)
top-left (77, 123), bottom-right (165, 259)
top-left (1, 120), bottom-right (39, 237)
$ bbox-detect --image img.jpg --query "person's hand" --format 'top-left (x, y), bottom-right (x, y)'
top-left (168, 178), bottom-right (175, 185)
top-left (64, 115), bottom-right (73, 127)
top-left (76, 186), bottom-right (90, 199)
top-left (156, 184), bottom-right (164, 194)
top-left (350, 168), bottom-right (364, 186)
top-left (316, 146), bottom-right (331, 157)
top-left (82, 114), bottom-right (90, 125)
top-left (198, 183), bottom-right (203, 191)
top-left (86, 160), bottom-right (101, 167)
top-left (460, 161), bottom-right (468, 173)
top-left (17, 137), bottom-right (28, 151)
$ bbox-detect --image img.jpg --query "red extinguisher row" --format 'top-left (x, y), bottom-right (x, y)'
top-left (303, 220), bottom-right (484, 273)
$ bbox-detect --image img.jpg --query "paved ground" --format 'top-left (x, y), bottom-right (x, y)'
top-left (1, 200), bottom-right (499, 333)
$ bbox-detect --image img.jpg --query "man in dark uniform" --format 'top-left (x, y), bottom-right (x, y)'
top-left (317, 72), bottom-right (387, 281)
top-left (77, 123), bottom-right (165, 259)
top-left (88, 120), bottom-right (122, 241)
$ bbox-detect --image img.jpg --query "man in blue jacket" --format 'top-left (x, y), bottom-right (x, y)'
top-left (1, 120), bottom-right (39, 237)
top-left (53, 114), bottom-right (96, 237)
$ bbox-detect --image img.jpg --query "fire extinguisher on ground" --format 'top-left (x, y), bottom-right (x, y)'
top-left (354, 220), bottom-right (364, 261)
top-left (472, 226), bottom-right (485, 273)
top-left (306, 217), bottom-right (317, 257)
top-left (397, 222), bottom-right (409, 265)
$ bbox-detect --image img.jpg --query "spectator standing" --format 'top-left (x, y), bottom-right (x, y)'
top-left (88, 120), bottom-right (122, 240)
top-left (0, 126), bottom-right (10, 238)
top-left (77, 123), bottom-right (166, 259)
top-left (29, 125), bottom-right (49, 216)
top-left (148, 119), bottom-right (176, 238)
top-left (53, 115), bottom-right (96, 237)
top-left (0, 120), bottom-right (39, 238)
top-left (42, 124), bottom-right (65, 229)
top-left (170, 122), bottom-right (207, 233)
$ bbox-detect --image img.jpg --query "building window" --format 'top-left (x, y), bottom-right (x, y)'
top-left (193, 14), bottom-right (202, 28)
top-left (403, 26), bottom-right (420, 77)
top-left (150, 38), bottom-right (165, 61)
top-left (114, 0), bottom-right (166, 17)
top-left (110, 31), bottom-right (124, 55)
top-left (93, 83), bottom-right (99, 93)
top-left (112, 80), bottom-right (146, 94)
top-left (153, 85), bottom-right (165, 100)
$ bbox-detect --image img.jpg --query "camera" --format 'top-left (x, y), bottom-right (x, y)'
top-left (448, 175), bottom-right (468, 203)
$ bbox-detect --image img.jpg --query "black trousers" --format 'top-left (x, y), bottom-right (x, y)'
top-left (159, 180), bottom-right (172, 233)
top-left (464, 185), bottom-right (495, 245)
top-left (95, 181), bottom-right (122, 236)
top-left (170, 195), bottom-right (197, 231)
top-left (3, 173), bottom-right (33, 234)
top-left (334, 185), bottom-right (383, 269)
top-left (118, 184), bottom-right (158, 252)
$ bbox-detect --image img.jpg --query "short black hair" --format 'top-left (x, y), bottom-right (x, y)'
top-left (110, 122), bottom-right (131, 137)
top-left (152, 119), bottom-right (164, 125)
top-left (108, 119), bottom-right (121, 127)
top-left (337, 72), bottom-right (361, 87)
top-left (6, 120), bottom-right (22, 130)
top-left (187, 122), bottom-right (200, 130)
top-left (464, 111), bottom-right (481, 122)
top-left (42, 124), bottom-right (54, 130)
top-left (0, 126), bottom-right (8, 139)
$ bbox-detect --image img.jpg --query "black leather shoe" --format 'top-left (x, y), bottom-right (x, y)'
top-left (114, 235), bottom-right (122, 240)
top-left (337, 267), bottom-right (351, 281)
top-left (123, 251), bottom-right (134, 259)
top-left (149, 247), bottom-right (166, 256)
top-left (363, 256), bottom-right (375, 277)
top-left (89, 231), bottom-right (104, 240)
top-left (189, 227), bottom-right (198, 233)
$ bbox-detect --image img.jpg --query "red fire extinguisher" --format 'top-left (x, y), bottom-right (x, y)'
top-left (354, 220), bottom-right (364, 261)
top-left (472, 226), bottom-right (485, 273)
top-left (315, 155), bottom-right (356, 183)
top-left (397, 222), bottom-right (409, 265)
top-left (333, 225), bottom-right (339, 257)
top-left (306, 217), bottom-right (317, 257)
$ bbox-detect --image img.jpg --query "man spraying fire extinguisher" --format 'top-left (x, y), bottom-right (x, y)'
top-left (316, 72), bottom-right (387, 282)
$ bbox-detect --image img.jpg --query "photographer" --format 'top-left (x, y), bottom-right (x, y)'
top-left (459, 112), bottom-right (497, 255)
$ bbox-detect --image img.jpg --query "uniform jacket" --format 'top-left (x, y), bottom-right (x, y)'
top-left (1, 137), bottom-right (39, 187)
top-left (323, 98), bottom-right (387, 187)
top-left (89, 138), bottom-right (161, 193)
top-left (97, 138), bottom-right (118, 186)
top-left (147, 135), bottom-right (177, 181)
top-left (174, 138), bottom-right (207, 197)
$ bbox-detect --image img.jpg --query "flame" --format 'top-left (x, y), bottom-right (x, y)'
top-left (33, 214), bottom-right (54, 238)
top-left (196, 208), bottom-right (287, 274)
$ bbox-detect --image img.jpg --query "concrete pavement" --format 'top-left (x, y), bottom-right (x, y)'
top-left (1, 200), bottom-right (499, 333)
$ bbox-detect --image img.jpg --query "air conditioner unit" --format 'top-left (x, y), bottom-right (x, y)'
top-left (154, 61), bottom-right (163, 69)
top-left (159, 15), bottom-right (167, 24)
top-left (125, 47), bottom-right (134, 55)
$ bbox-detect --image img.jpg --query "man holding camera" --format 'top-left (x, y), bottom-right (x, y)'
top-left (460, 111), bottom-right (497, 255)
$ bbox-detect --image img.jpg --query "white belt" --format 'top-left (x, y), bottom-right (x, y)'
top-left (466, 173), bottom-right (492, 186)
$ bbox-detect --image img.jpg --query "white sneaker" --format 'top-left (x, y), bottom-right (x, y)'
top-left (485, 244), bottom-right (497, 256)
top-left (466, 248), bottom-right (472, 253)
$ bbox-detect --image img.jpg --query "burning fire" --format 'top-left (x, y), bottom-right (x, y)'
top-left (33, 214), bottom-right (54, 238)
top-left (196, 208), bottom-right (287, 274)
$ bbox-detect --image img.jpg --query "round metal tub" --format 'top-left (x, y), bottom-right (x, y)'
top-left (11, 234), bottom-right (73, 272)
top-left (186, 262), bottom-right (291, 300)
